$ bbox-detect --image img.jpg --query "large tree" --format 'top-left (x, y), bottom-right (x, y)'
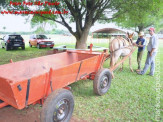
top-left (1, 0), bottom-right (134, 49)
top-left (112, 0), bottom-right (163, 33)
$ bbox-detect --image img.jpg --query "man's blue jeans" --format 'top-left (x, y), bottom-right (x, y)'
top-left (141, 52), bottom-right (157, 75)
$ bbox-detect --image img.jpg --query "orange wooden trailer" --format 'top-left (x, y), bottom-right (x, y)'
top-left (0, 49), bottom-right (112, 122)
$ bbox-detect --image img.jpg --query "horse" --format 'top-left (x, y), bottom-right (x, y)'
top-left (109, 32), bottom-right (134, 78)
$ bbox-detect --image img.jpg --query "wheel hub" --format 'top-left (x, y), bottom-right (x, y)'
top-left (54, 99), bottom-right (69, 121)
top-left (101, 76), bottom-right (108, 89)
top-left (103, 80), bottom-right (107, 87)
top-left (100, 75), bottom-right (109, 91)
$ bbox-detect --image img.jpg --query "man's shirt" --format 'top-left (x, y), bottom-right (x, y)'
top-left (147, 34), bottom-right (158, 52)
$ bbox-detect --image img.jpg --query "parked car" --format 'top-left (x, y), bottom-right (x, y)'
top-left (29, 34), bottom-right (54, 49)
top-left (0, 35), bottom-right (25, 51)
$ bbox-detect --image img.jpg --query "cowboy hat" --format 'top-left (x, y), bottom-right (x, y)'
top-left (138, 32), bottom-right (144, 36)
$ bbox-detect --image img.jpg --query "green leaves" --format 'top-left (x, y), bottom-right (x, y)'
top-left (112, 0), bottom-right (162, 33)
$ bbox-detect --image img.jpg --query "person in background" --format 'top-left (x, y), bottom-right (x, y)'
top-left (137, 27), bottom-right (158, 76)
top-left (134, 32), bottom-right (146, 72)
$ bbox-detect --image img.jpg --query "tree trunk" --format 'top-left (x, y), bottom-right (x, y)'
top-left (75, 40), bottom-right (87, 49)
top-left (75, 28), bottom-right (90, 49)
top-left (138, 26), bottom-right (144, 34)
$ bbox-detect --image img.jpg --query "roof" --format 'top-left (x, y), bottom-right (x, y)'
top-left (92, 28), bottom-right (126, 34)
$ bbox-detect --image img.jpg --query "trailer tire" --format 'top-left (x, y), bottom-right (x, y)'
top-left (41, 89), bottom-right (74, 122)
top-left (93, 68), bottom-right (112, 96)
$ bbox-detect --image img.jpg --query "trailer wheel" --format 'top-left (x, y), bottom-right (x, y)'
top-left (41, 89), bottom-right (74, 122)
top-left (93, 68), bottom-right (112, 96)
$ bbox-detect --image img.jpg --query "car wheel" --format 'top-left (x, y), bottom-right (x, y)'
top-left (41, 89), bottom-right (74, 122)
top-left (93, 68), bottom-right (112, 96)
top-left (50, 47), bottom-right (53, 49)
top-left (22, 46), bottom-right (25, 50)
top-left (37, 44), bottom-right (41, 49)
top-left (29, 43), bottom-right (32, 47)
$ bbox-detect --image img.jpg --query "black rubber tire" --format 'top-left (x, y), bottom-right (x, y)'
top-left (22, 46), bottom-right (25, 50)
top-left (37, 44), bottom-right (41, 49)
top-left (50, 47), bottom-right (53, 49)
top-left (93, 68), bottom-right (112, 96)
top-left (41, 89), bottom-right (74, 122)
top-left (29, 43), bottom-right (32, 47)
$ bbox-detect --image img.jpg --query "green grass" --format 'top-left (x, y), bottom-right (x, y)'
top-left (0, 40), bottom-right (162, 121)
top-left (0, 47), bottom-right (49, 65)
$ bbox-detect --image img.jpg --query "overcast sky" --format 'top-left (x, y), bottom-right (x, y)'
top-left (0, 14), bottom-right (120, 33)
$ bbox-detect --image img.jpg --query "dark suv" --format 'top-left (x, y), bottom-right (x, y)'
top-left (0, 35), bottom-right (25, 51)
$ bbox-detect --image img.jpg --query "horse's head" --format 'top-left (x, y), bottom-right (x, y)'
top-left (126, 32), bottom-right (134, 44)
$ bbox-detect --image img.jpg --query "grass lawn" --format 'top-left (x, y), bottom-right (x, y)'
top-left (0, 39), bottom-right (162, 121)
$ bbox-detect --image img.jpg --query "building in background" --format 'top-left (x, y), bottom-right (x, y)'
top-left (92, 28), bottom-right (126, 39)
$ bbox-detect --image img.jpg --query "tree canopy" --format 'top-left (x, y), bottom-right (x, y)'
top-left (112, 0), bottom-right (163, 33)
top-left (1, 0), bottom-right (133, 48)
top-left (1, 0), bottom-right (162, 48)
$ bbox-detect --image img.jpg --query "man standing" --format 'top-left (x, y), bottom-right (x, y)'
top-left (135, 32), bottom-right (146, 71)
top-left (137, 27), bottom-right (158, 76)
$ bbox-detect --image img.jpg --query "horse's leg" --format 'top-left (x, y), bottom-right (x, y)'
top-left (110, 53), bottom-right (115, 79)
top-left (129, 55), bottom-right (134, 72)
top-left (111, 72), bottom-right (114, 79)
top-left (110, 51), bottom-right (121, 79)
top-left (119, 56), bottom-right (124, 71)
top-left (120, 63), bottom-right (124, 71)
top-left (110, 53), bottom-right (113, 68)
top-left (110, 52), bottom-right (116, 68)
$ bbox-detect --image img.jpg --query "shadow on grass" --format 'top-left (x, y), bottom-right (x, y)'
top-left (70, 80), bottom-right (96, 97)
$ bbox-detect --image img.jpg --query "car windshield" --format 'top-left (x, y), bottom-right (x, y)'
top-left (9, 35), bottom-right (23, 39)
top-left (36, 35), bottom-right (48, 39)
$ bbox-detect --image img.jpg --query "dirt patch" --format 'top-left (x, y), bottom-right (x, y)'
top-left (0, 105), bottom-right (86, 122)
top-left (0, 105), bottom-right (40, 122)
